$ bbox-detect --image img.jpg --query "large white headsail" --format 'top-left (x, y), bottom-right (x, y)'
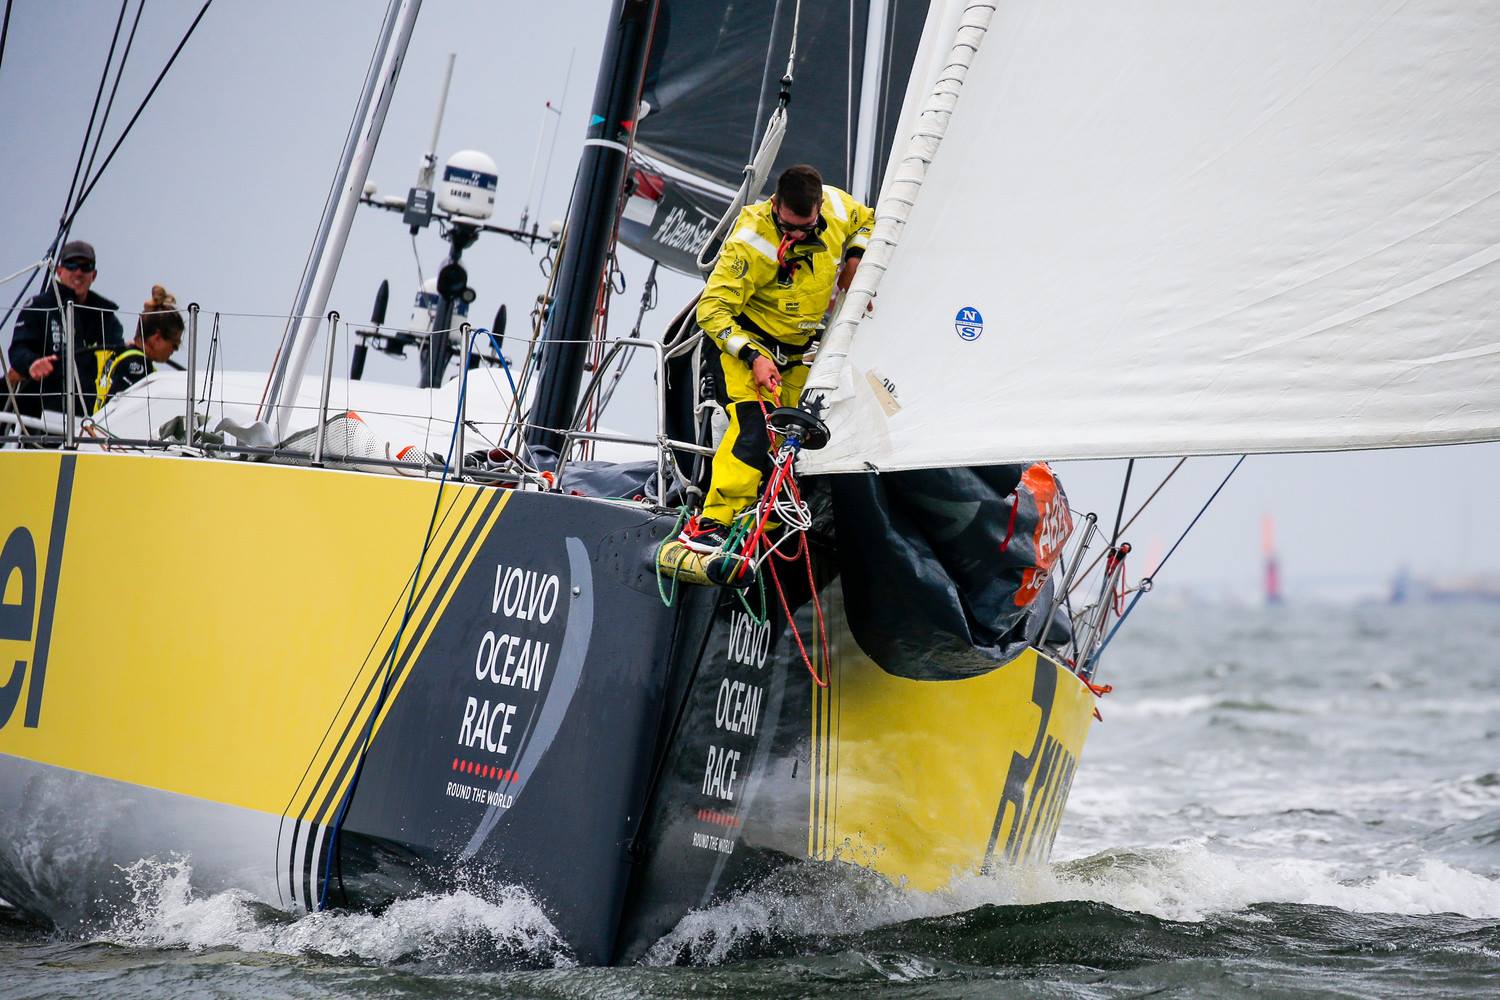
top-left (799, 1), bottom-right (1500, 474)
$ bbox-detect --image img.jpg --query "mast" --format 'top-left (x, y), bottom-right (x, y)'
top-left (261, 0), bottom-right (424, 436)
top-left (849, 0), bottom-right (890, 202)
top-left (525, 0), bottom-right (659, 457)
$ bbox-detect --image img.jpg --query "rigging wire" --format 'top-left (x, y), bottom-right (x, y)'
top-left (595, 259), bottom-right (657, 419)
top-left (409, 232), bottom-right (426, 292)
top-left (0, 260), bottom-right (47, 289)
top-left (1082, 455), bottom-right (1247, 679)
top-left (1, 0), bottom-right (131, 332)
top-left (61, 0), bottom-right (213, 235)
top-left (530, 48), bottom-right (575, 236)
top-left (1069, 457), bottom-right (1187, 596)
top-left (79, 0), bottom-right (147, 214)
top-left (0, 0), bottom-right (14, 78)
top-left (1108, 458), bottom-right (1134, 548)
top-left (202, 310), bottom-right (221, 422)
top-left (1, 0), bottom-right (130, 424)
top-left (875, 0), bottom-right (901, 178)
top-left (750, 0), bottom-right (788, 162)
top-left (320, 326), bottom-right (483, 909)
top-left (3, 0), bottom-right (211, 403)
top-left (60, 0), bottom-right (131, 233)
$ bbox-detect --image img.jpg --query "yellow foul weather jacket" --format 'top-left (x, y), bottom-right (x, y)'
top-left (698, 186), bottom-right (873, 365)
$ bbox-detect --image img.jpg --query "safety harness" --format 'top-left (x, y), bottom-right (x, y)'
top-left (91, 346), bottom-right (147, 413)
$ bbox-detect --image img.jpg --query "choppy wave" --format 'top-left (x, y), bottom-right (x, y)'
top-left (98, 857), bottom-right (572, 968)
top-left (646, 841), bottom-right (1500, 966)
top-left (1049, 842), bottom-right (1500, 921)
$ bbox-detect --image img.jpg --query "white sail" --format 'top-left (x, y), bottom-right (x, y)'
top-left (800, 0), bottom-right (1500, 474)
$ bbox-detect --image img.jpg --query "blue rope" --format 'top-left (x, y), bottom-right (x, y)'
top-left (478, 328), bottom-right (520, 402)
top-left (318, 329), bottom-right (477, 908)
top-left (476, 327), bottom-right (539, 462)
top-left (1083, 455), bottom-right (1246, 679)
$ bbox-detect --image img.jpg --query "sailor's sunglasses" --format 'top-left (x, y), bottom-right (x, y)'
top-left (774, 212), bottom-right (819, 236)
top-left (60, 260), bottom-right (95, 272)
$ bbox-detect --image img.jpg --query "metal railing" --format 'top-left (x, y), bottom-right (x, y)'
top-left (2, 302), bottom-right (709, 509)
top-left (1032, 507), bottom-right (1136, 680)
top-left (553, 336), bottom-right (713, 502)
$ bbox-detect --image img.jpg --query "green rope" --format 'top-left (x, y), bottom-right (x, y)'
top-left (723, 512), bottom-right (755, 551)
top-left (655, 506), bottom-right (692, 608)
top-left (734, 566), bottom-right (768, 624)
top-left (653, 506), bottom-right (771, 617)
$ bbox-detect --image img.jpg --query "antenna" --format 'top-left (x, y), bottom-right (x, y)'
top-left (419, 53), bottom-right (457, 189)
top-left (521, 47), bottom-right (575, 235)
top-left (353, 53), bottom-right (549, 388)
top-left (403, 53), bottom-right (457, 233)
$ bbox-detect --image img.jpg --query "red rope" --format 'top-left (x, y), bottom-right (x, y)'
top-left (1113, 553), bottom-right (1129, 615)
top-left (1085, 680), bottom-right (1113, 721)
top-left (802, 529), bottom-right (831, 684)
top-left (767, 544), bottom-right (828, 688)
top-left (998, 495), bottom-right (1020, 554)
top-left (727, 392), bottom-right (829, 688)
top-left (735, 393), bottom-right (788, 563)
top-left (1103, 546), bottom-right (1131, 615)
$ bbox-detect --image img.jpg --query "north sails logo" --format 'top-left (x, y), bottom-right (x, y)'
top-left (955, 306), bottom-right (984, 341)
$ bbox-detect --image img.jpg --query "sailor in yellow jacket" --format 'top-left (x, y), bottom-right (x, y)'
top-left (679, 165), bottom-right (874, 552)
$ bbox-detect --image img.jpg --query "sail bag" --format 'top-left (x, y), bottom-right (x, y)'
top-left (830, 461), bottom-right (1071, 678)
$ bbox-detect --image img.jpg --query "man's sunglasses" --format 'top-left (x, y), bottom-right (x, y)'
top-left (60, 260), bottom-right (95, 273)
top-left (774, 213), bottom-right (820, 236)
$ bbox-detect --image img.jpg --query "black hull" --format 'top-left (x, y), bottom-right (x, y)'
top-left (0, 453), bottom-right (1096, 965)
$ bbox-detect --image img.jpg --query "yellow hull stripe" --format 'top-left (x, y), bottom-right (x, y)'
top-left (0, 452), bottom-right (507, 819)
top-left (291, 483), bottom-right (509, 828)
top-left (304, 485), bottom-right (510, 827)
top-left (809, 593), bottom-right (1095, 885)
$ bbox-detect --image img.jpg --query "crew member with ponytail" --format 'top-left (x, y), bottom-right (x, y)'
top-left (92, 285), bottom-right (184, 413)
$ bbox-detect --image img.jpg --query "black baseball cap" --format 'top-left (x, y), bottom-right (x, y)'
top-left (59, 240), bottom-right (96, 266)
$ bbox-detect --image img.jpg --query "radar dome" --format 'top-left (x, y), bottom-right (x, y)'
top-left (437, 149), bottom-right (497, 220)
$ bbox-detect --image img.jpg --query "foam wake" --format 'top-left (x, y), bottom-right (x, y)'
top-left (1040, 841), bottom-right (1500, 921)
top-left (645, 841), bottom-right (1500, 965)
top-left (100, 857), bottom-right (572, 967)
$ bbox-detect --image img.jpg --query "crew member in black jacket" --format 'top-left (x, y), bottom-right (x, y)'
top-left (7, 240), bottom-right (124, 416)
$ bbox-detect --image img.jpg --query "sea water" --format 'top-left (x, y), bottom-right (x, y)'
top-left (4, 601), bottom-right (1498, 998)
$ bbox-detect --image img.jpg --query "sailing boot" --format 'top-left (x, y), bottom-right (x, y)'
top-left (678, 515), bottom-right (729, 554)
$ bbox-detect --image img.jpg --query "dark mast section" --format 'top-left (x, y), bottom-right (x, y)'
top-left (525, 0), bottom-right (660, 456)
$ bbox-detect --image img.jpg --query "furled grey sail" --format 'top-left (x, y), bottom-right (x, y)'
top-left (620, 0), bottom-right (929, 273)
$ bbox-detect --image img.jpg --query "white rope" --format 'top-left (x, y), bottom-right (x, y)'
top-left (695, 108), bottom-right (789, 275)
top-left (802, 1), bottom-right (997, 400)
top-left (0, 259), bottom-right (47, 288)
top-left (694, 0), bottom-right (803, 275)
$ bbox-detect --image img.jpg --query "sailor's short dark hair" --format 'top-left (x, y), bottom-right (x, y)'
top-left (776, 165), bottom-right (823, 216)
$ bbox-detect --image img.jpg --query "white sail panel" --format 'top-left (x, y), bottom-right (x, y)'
top-left (800, 1), bottom-right (1500, 474)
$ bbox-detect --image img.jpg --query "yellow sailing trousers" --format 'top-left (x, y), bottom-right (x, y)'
top-left (702, 349), bottom-right (810, 526)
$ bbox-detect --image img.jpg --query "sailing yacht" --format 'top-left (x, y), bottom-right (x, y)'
top-left (3, 0), bottom-right (1498, 968)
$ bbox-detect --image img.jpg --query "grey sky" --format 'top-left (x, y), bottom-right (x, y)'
top-left (3, 0), bottom-right (1496, 594)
